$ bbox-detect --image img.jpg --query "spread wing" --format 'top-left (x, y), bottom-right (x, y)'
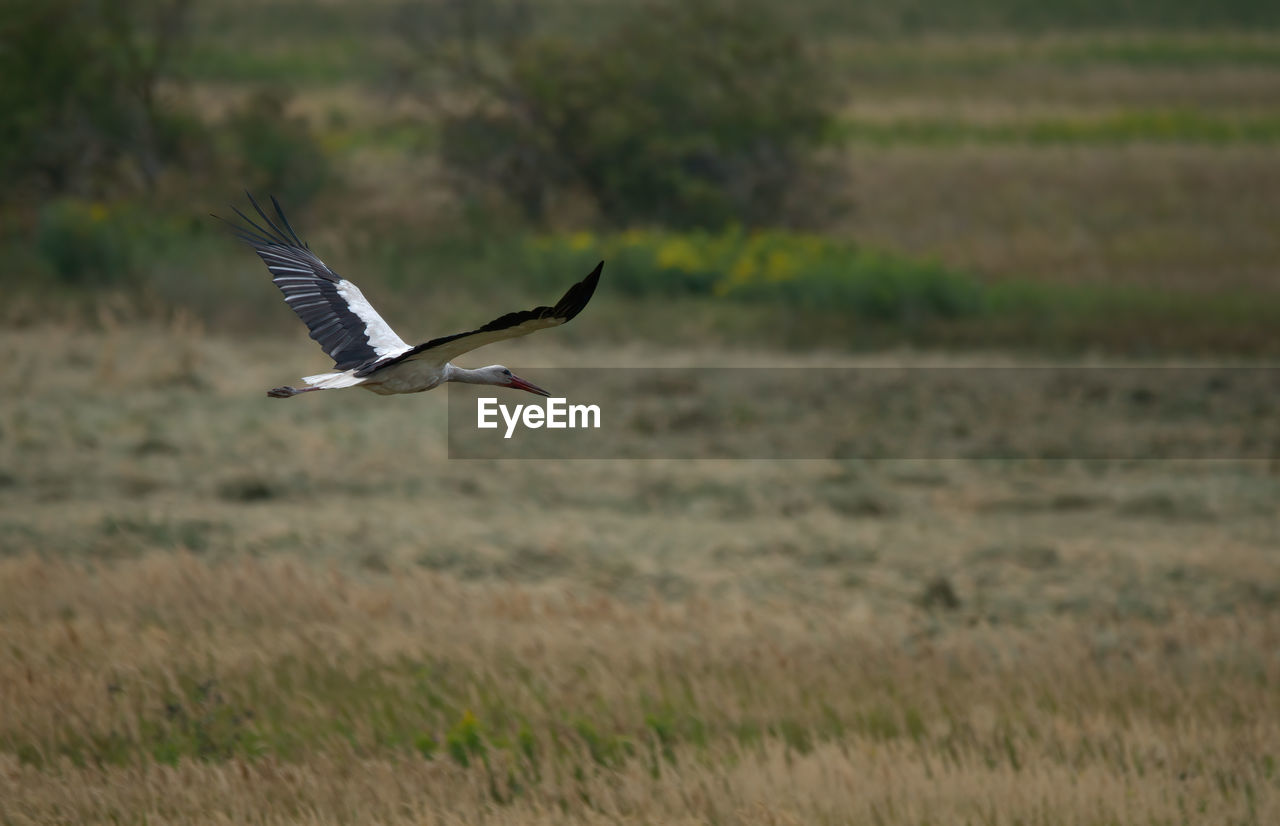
top-left (222, 194), bottom-right (410, 371)
top-left (355, 261), bottom-right (603, 377)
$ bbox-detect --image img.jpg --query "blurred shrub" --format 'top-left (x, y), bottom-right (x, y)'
top-left (228, 90), bottom-right (334, 209)
top-left (406, 0), bottom-right (845, 230)
top-left (35, 200), bottom-right (134, 287)
top-left (0, 0), bottom-right (194, 199)
top-left (524, 230), bottom-right (985, 322)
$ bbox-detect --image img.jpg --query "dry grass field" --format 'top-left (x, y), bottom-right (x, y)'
top-left (2, 325), bottom-right (1278, 824)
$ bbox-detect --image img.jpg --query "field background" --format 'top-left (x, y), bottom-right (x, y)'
top-left (2, 0), bottom-right (1279, 823)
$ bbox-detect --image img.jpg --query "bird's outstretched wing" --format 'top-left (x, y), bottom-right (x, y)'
top-left (221, 194), bottom-right (409, 371)
top-left (355, 261), bottom-right (603, 376)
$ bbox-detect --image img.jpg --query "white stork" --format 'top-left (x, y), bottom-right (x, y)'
top-left (223, 195), bottom-right (602, 399)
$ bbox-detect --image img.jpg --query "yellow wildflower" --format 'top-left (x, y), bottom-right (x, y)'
top-left (620, 228), bottom-right (648, 247)
top-left (656, 237), bottom-right (702, 273)
top-left (764, 248), bottom-right (796, 282)
top-left (714, 253), bottom-right (756, 295)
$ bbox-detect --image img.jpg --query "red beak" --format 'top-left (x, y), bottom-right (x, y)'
top-left (506, 374), bottom-right (551, 397)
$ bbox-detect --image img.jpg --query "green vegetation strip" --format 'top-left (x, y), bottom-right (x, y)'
top-left (520, 229), bottom-right (1280, 331)
top-left (833, 34), bottom-right (1280, 74)
top-left (16, 207), bottom-right (1280, 354)
top-left (179, 29), bottom-right (1280, 86)
top-left (832, 110), bottom-right (1280, 146)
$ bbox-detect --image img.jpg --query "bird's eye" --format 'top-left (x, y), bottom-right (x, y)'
top-left (503, 369), bottom-right (512, 376)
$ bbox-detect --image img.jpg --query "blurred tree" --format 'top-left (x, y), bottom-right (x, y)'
top-left (0, 0), bottom-right (193, 200)
top-left (399, 0), bottom-right (845, 230)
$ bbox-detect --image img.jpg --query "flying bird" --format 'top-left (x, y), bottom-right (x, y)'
top-left (222, 195), bottom-right (602, 399)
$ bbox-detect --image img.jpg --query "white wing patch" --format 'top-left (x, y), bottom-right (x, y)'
top-left (336, 280), bottom-right (410, 358)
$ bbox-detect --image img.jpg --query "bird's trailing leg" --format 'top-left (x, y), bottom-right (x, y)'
top-left (267, 385), bottom-right (322, 399)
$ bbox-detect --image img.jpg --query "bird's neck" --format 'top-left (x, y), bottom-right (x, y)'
top-left (443, 364), bottom-right (499, 385)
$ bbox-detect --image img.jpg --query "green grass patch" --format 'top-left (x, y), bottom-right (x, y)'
top-left (833, 32), bottom-right (1280, 75)
top-left (807, 1), bottom-right (1280, 33)
top-left (832, 110), bottom-right (1280, 147)
top-left (4, 656), bottom-right (707, 782)
top-left (1047, 35), bottom-right (1280, 67)
top-left (518, 228), bottom-right (1280, 352)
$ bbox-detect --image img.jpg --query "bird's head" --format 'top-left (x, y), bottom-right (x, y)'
top-left (480, 365), bottom-right (551, 396)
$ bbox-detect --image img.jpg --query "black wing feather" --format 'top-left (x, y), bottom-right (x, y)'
top-left (355, 261), bottom-right (603, 377)
top-left (218, 193), bottom-right (406, 371)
